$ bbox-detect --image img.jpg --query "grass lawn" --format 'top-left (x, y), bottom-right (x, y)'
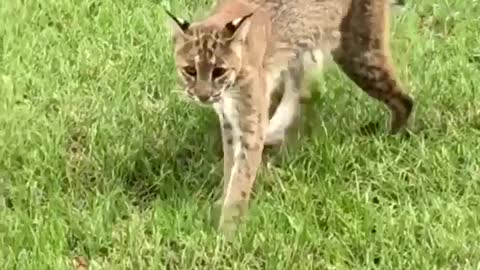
top-left (1, 0), bottom-right (480, 269)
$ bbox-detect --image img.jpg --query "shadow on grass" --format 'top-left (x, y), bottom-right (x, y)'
top-left (123, 112), bottom-right (224, 209)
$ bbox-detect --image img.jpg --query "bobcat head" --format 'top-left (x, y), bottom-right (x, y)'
top-left (165, 10), bottom-right (253, 104)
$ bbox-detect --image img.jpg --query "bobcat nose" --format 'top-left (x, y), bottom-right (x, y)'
top-left (197, 94), bottom-right (210, 103)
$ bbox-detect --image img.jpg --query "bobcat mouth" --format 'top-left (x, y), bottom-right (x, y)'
top-left (194, 93), bottom-right (222, 105)
top-left (210, 92), bottom-right (223, 102)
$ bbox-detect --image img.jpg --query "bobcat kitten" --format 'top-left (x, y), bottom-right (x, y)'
top-left (165, 0), bottom-right (413, 237)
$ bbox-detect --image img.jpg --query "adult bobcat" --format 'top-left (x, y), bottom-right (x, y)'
top-left (165, 0), bottom-right (413, 237)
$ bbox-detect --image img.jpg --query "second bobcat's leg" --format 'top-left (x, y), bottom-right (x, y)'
top-left (334, 51), bottom-right (413, 134)
top-left (334, 0), bottom-right (413, 134)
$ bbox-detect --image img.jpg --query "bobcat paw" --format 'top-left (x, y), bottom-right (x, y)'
top-left (264, 130), bottom-right (285, 146)
top-left (217, 203), bottom-right (245, 240)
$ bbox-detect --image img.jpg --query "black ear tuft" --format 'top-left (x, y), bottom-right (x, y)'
top-left (164, 8), bottom-right (190, 32)
top-left (224, 12), bottom-right (254, 35)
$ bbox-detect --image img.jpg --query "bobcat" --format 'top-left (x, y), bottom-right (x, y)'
top-left (165, 0), bottom-right (414, 237)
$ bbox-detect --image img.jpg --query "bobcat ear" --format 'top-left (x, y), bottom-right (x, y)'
top-left (164, 8), bottom-right (190, 35)
top-left (224, 12), bottom-right (254, 42)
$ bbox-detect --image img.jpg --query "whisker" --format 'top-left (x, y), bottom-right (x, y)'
top-left (171, 89), bottom-right (185, 94)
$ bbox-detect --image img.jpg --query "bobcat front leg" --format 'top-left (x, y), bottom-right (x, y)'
top-left (265, 72), bottom-right (301, 145)
top-left (217, 85), bottom-right (267, 238)
top-left (215, 110), bottom-right (234, 197)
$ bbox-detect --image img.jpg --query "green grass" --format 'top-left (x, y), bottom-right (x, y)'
top-left (1, 0), bottom-right (480, 269)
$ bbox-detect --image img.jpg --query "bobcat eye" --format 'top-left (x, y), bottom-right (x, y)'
top-left (212, 67), bottom-right (227, 79)
top-left (183, 66), bottom-right (197, 77)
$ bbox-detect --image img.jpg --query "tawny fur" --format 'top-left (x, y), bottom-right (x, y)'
top-left (165, 0), bottom-right (413, 237)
